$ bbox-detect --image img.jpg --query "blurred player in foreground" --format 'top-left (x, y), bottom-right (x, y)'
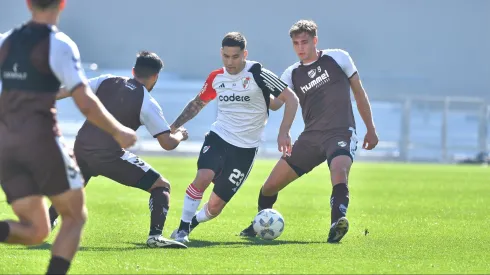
top-left (0, 0), bottom-right (136, 273)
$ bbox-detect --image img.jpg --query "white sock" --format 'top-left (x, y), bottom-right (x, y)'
top-left (196, 203), bottom-right (216, 223)
top-left (181, 184), bottom-right (203, 223)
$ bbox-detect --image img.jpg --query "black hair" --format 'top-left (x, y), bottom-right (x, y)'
top-left (133, 51), bottom-right (163, 78)
top-left (222, 32), bottom-right (247, 50)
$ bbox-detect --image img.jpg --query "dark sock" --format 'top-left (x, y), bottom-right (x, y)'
top-left (257, 187), bottom-right (278, 211)
top-left (0, 221), bottom-right (10, 243)
top-left (148, 187), bottom-right (170, 236)
top-left (190, 215), bottom-right (199, 230)
top-left (178, 220), bottom-right (190, 232)
top-left (48, 206), bottom-right (59, 225)
top-left (330, 183), bottom-right (349, 225)
top-left (46, 256), bottom-right (71, 275)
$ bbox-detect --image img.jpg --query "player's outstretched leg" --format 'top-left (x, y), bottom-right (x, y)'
top-left (327, 155), bottom-right (352, 243)
top-left (170, 169), bottom-right (214, 243)
top-left (145, 177), bottom-right (187, 249)
top-left (240, 159), bottom-right (298, 237)
top-left (0, 196), bottom-right (50, 246)
top-left (174, 192), bottom-right (225, 243)
top-left (48, 171), bottom-right (90, 232)
top-left (48, 189), bottom-right (87, 275)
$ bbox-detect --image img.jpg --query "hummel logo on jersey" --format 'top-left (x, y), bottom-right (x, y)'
top-left (218, 83), bottom-right (225, 88)
top-left (300, 69), bottom-right (330, 93)
top-left (218, 94), bottom-right (250, 102)
top-left (203, 145), bottom-right (210, 153)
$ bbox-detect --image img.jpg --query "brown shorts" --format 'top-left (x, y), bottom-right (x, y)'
top-left (284, 127), bottom-right (358, 177)
top-left (74, 145), bottom-right (161, 191)
top-left (0, 136), bottom-right (84, 204)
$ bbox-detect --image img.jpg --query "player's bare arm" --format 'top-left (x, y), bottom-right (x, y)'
top-left (156, 128), bottom-right (189, 151)
top-left (350, 73), bottom-right (378, 150)
top-left (56, 87), bottom-right (70, 100)
top-left (170, 94), bottom-right (210, 132)
top-left (276, 86), bottom-right (299, 156)
top-left (269, 95), bottom-right (284, 111)
top-left (72, 84), bottom-right (137, 148)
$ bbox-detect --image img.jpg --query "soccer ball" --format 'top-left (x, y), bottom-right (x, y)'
top-left (253, 208), bottom-right (285, 240)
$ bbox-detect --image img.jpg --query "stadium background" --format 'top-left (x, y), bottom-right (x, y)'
top-left (1, 0), bottom-right (489, 163)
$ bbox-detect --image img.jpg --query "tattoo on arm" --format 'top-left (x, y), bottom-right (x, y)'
top-left (171, 96), bottom-right (208, 129)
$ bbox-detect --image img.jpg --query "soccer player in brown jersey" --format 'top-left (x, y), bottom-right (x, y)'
top-left (240, 20), bottom-right (378, 243)
top-left (0, 0), bottom-right (137, 273)
top-left (49, 51), bottom-right (189, 249)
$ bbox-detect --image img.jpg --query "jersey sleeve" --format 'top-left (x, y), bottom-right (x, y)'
top-left (324, 49), bottom-right (358, 78)
top-left (0, 31), bottom-right (12, 94)
top-left (140, 92), bottom-right (171, 137)
top-left (49, 32), bottom-right (88, 92)
top-left (250, 63), bottom-right (288, 97)
top-left (280, 67), bottom-right (294, 91)
top-left (87, 74), bottom-right (113, 93)
top-left (198, 69), bottom-right (222, 101)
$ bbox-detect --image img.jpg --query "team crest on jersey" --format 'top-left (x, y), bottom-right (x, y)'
top-left (242, 77), bottom-right (251, 89)
top-left (338, 141), bottom-right (347, 147)
top-left (202, 145), bottom-right (210, 154)
top-left (308, 69), bottom-right (316, 78)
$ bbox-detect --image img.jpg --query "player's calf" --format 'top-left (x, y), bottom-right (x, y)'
top-left (173, 193), bottom-right (224, 243)
top-left (328, 155), bottom-right (352, 226)
top-left (1, 196), bottom-right (51, 245)
top-left (48, 189), bottom-right (87, 274)
top-left (174, 170), bottom-right (214, 238)
top-left (190, 198), bottom-right (221, 230)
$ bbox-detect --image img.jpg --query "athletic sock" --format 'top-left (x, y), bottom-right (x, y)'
top-left (178, 184), bottom-right (203, 232)
top-left (330, 183), bottom-right (349, 225)
top-left (148, 187), bottom-right (170, 236)
top-left (0, 221), bottom-right (10, 243)
top-left (46, 256), bottom-right (71, 275)
top-left (257, 187), bottom-right (278, 211)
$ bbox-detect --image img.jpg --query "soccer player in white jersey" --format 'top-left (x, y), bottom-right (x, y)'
top-left (240, 20), bottom-right (379, 243)
top-left (0, 0), bottom-right (137, 274)
top-left (168, 32), bottom-right (299, 243)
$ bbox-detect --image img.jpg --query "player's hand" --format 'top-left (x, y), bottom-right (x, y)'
top-left (277, 131), bottom-right (292, 157)
top-left (177, 127), bottom-right (189, 141)
top-left (363, 130), bottom-right (378, 150)
top-left (114, 126), bottom-right (137, 149)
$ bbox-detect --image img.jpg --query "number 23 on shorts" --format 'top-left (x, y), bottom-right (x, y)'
top-left (229, 169), bottom-right (245, 192)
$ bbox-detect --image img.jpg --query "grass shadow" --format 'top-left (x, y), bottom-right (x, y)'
top-left (184, 237), bottom-right (327, 248)
top-left (23, 242), bottom-right (149, 252)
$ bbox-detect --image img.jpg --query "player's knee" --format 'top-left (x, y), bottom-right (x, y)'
top-left (192, 170), bottom-right (214, 191)
top-left (329, 166), bottom-right (349, 183)
top-left (150, 177), bottom-right (171, 192)
top-left (29, 222), bottom-right (50, 245)
top-left (61, 205), bottom-right (88, 229)
top-left (80, 205), bottom-right (88, 225)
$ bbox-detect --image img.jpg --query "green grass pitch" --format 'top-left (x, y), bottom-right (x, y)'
top-left (1, 157), bottom-right (489, 274)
